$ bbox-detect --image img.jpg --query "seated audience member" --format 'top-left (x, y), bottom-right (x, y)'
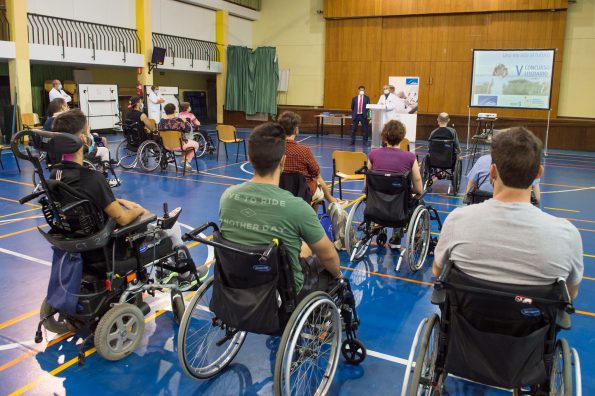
top-left (277, 111), bottom-right (337, 205)
top-left (433, 127), bottom-right (583, 298)
top-left (48, 79), bottom-right (72, 104)
top-left (429, 112), bottom-right (460, 158)
top-left (51, 110), bottom-right (207, 287)
top-left (158, 103), bottom-right (200, 172)
top-left (219, 122), bottom-right (342, 298)
top-left (44, 98), bottom-right (69, 131)
top-left (179, 102), bottom-right (200, 129)
top-left (126, 96), bottom-right (156, 133)
top-left (368, 120), bottom-right (424, 248)
top-left (466, 153), bottom-right (541, 204)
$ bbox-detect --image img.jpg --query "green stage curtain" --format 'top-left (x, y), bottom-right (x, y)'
top-left (225, 46), bottom-right (278, 117)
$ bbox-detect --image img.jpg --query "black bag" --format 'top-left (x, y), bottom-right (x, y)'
top-left (46, 247), bottom-right (83, 315)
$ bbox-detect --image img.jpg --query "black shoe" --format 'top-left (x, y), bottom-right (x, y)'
top-left (389, 235), bottom-right (401, 249)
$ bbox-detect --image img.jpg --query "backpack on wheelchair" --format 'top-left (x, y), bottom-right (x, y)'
top-left (177, 223), bottom-right (366, 396)
top-left (420, 138), bottom-right (462, 195)
top-left (11, 129), bottom-right (204, 365)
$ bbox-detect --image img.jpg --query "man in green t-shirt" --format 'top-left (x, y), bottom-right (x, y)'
top-left (219, 122), bottom-right (342, 297)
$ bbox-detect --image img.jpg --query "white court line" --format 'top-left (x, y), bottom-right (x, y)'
top-left (297, 136), bottom-right (312, 143)
top-left (0, 247), bottom-right (51, 266)
top-left (240, 162), bottom-right (254, 175)
top-left (541, 187), bottom-right (595, 195)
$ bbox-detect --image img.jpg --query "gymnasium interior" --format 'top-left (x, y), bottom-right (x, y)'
top-left (0, 0), bottom-right (593, 395)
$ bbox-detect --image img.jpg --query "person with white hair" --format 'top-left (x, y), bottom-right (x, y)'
top-left (48, 80), bottom-right (72, 104)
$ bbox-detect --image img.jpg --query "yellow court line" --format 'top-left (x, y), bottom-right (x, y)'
top-left (0, 309), bottom-right (40, 331)
top-left (342, 194), bottom-right (365, 210)
top-left (0, 208), bottom-right (40, 219)
top-left (0, 224), bottom-right (47, 240)
top-left (0, 332), bottom-right (74, 373)
top-left (186, 234), bottom-right (214, 249)
top-left (577, 228), bottom-right (594, 233)
top-left (120, 170), bottom-right (234, 187)
top-left (0, 196), bottom-right (40, 208)
top-left (583, 276), bottom-right (595, 281)
top-left (0, 178), bottom-right (35, 187)
top-left (544, 207), bottom-right (580, 213)
top-left (585, 253), bottom-right (595, 259)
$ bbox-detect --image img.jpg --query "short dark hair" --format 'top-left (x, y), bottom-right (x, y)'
top-left (53, 109), bottom-right (87, 135)
top-left (48, 98), bottom-right (67, 117)
top-left (358, 85), bottom-right (365, 90)
top-left (277, 111), bottom-right (301, 137)
top-left (179, 102), bottom-right (190, 112)
top-left (248, 122), bottom-right (286, 176)
top-left (491, 127), bottom-right (543, 189)
top-left (164, 103), bottom-right (176, 115)
top-left (381, 120), bottom-right (406, 146)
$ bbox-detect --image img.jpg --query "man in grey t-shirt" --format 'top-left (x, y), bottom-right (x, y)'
top-left (433, 127), bottom-right (583, 298)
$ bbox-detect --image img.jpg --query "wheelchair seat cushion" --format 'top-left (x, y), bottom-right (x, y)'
top-left (364, 171), bottom-right (412, 227)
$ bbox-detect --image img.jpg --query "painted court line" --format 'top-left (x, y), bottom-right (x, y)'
top-left (0, 248), bottom-right (50, 266)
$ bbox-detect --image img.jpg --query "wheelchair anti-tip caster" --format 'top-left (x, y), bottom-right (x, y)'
top-left (341, 338), bottom-right (366, 365)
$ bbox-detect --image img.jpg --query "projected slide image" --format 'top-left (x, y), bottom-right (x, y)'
top-left (470, 50), bottom-right (555, 110)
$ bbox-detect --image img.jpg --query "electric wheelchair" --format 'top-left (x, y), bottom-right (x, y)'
top-left (345, 167), bottom-right (442, 272)
top-left (420, 138), bottom-right (462, 195)
top-left (177, 223), bottom-right (366, 396)
top-left (402, 262), bottom-right (581, 396)
top-left (12, 129), bottom-right (203, 364)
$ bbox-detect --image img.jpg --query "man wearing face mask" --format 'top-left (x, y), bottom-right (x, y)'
top-left (147, 86), bottom-right (166, 123)
top-left (49, 80), bottom-right (72, 104)
top-left (126, 96), bottom-right (157, 133)
top-left (377, 84), bottom-right (398, 126)
top-left (350, 86), bottom-right (370, 145)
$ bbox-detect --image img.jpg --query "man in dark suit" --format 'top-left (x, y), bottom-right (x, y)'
top-left (350, 86), bottom-right (370, 145)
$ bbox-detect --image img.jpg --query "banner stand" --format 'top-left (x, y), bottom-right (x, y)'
top-left (544, 109), bottom-right (551, 157)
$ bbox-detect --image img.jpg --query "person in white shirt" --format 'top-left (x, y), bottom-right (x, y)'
top-left (377, 85), bottom-right (398, 125)
top-left (48, 80), bottom-right (72, 104)
top-left (147, 85), bottom-right (166, 123)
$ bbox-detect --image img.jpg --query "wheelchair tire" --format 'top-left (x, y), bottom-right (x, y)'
top-left (345, 198), bottom-right (372, 262)
top-left (193, 133), bottom-right (208, 158)
top-left (138, 141), bottom-right (163, 172)
top-left (94, 303), bottom-right (145, 361)
top-left (410, 313), bottom-right (441, 396)
top-left (421, 155), bottom-right (431, 188)
top-left (406, 205), bottom-right (431, 272)
top-left (171, 291), bottom-right (185, 326)
top-left (341, 338), bottom-right (366, 365)
top-left (550, 338), bottom-right (573, 396)
top-left (177, 277), bottom-right (247, 379)
top-left (83, 159), bottom-right (97, 171)
top-left (452, 159), bottom-right (462, 195)
top-left (40, 298), bottom-right (70, 335)
top-left (116, 139), bottom-right (137, 169)
top-left (274, 291), bottom-right (341, 396)
top-left (376, 230), bottom-right (387, 248)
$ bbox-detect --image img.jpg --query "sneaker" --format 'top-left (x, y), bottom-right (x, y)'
top-left (157, 271), bottom-right (179, 285)
top-left (389, 235), bottom-right (401, 249)
top-left (184, 163), bottom-right (193, 172)
top-left (177, 265), bottom-right (209, 292)
top-left (108, 178), bottom-right (120, 188)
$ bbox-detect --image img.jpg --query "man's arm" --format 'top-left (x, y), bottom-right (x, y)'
top-left (104, 199), bottom-right (146, 226)
top-left (307, 236), bottom-right (342, 279)
top-left (568, 284), bottom-right (579, 300)
top-left (140, 113), bottom-right (156, 132)
top-left (432, 260), bottom-right (443, 277)
top-left (62, 91), bottom-right (72, 103)
top-left (411, 160), bottom-right (423, 195)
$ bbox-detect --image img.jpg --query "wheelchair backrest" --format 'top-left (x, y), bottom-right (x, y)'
top-left (428, 139), bottom-right (456, 169)
top-left (466, 188), bottom-right (493, 205)
top-left (279, 172), bottom-right (313, 204)
top-left (210, 232), bottom-right (296, 335)
top-left (439, 265), bottom-right (568, 388)
top-left (364, 171), bottom-right (411, 226)
top-left (122, 121), bottom-right (147, 148)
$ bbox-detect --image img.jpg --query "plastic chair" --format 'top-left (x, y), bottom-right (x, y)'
top-left (0, 144), bottom-right (20, 172)
top-left (159, 130), bottom-right (199, 176)
top-left (216, 125), bottom-right (246, 163)
top-left (22, 113), bottom-right (43, 130)
top-left (331, 151), bottom-right (367, 199)
top-left (400, 137), bottom-right (410, 152)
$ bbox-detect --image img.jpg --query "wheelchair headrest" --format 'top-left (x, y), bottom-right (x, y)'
top-left (11, 130), bottom-right (82, 161)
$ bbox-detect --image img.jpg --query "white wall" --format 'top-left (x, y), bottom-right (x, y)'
top-left (27, 0), bottom-right (136, 29)
top-left (152, 0), bottom-right (217, 42)
top-left (229, 16), bottom-right (253, 47)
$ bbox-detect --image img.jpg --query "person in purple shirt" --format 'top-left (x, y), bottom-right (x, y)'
top-left (367, 120), bottom-right (423, 247)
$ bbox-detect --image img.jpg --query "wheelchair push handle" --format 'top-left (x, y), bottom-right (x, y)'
top-left (19, 190), bottom-right (44, 205)
top-left (182, 222), bottom-right (220, 242)
top-left (259, 240), bottom-right (279, 264)
top-left (557, 279), bottom-right (575, 313)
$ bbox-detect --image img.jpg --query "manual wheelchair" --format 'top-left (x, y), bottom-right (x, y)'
top-left (402, 263), bottom-right (581, 396)
top-left (177, 223), bottom-right (366, 396)
top-left (12, 129), bottom-right (203, 364)
top-left (420, 138), bottom-right (462, 195)
top-left (345, 167), bottom-right (442, 272)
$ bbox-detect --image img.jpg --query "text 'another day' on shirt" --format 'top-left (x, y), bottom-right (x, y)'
top-left (219, 182), bottom-right (326, 292)
top-left (433, 199), bottom-right (584, 287)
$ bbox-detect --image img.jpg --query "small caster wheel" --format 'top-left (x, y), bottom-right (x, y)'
top-left (376, 231), bottom-right (387, 247)
top-left (34, 330), bottom-right (43, 344)
top-left (78, 352), bottom-right (86, 366)
top-left (341, 338), bottom-right (366, 365)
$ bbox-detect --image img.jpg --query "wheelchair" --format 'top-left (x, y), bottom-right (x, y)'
top-left (345, 167), bottom-right (442, 272)
top-left (402, 263), bottom-right (581, 396)
top-left (420, 138), bottom-right (462, 195)
top-left (116, 120), bottom-right (149, 169)
top-left (177, 223), bottom-right (366, 396)
top-left (12, 129), bottom-right (204, 364)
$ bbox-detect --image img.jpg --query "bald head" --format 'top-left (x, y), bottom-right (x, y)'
top-left (52, 80), bottom-right (61, 89)
top-left (437, 112), bottom-right (450, 126)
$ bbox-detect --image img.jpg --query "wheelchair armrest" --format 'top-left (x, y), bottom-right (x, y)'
top-left (431, 288), bottom-right (446, 305)
top-left (557, 311), bottom-right (572, 330)
top-left (112, 212), bottom-right (157, 238)
top-left (355, 166), bottom-right (368, 175)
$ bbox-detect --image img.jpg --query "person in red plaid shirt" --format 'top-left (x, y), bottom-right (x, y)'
top-left (278, 111), bottom-right (338, 205)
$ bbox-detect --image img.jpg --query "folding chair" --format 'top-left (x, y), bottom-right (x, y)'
top-left (216, 125), bottom-right (246, 163)
top-left (331, 151), bottom-right (367, 199)
top-left (160, 130), bottom-right (199, 176)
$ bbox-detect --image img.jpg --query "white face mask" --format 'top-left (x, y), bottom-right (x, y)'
top-left (383, 89), bottom-right (389, 95)
top-left (188, 107), bottom-right (192, 112)
top-left (58, 84), bottom-right (63, 91)
top-left (359, 90), bottom-right (364, 96)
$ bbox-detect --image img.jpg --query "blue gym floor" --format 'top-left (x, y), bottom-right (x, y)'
top-left (0, 129), bottom-right (593, 395)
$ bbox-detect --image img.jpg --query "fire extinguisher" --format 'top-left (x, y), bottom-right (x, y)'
top-left (136, 81), bottom-right (143, 97)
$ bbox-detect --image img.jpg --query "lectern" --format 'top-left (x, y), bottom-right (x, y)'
top-left (366, 104), bottom-right (387, 148)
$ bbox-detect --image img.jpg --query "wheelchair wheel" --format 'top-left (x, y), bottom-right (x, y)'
top-left (116, 139), bottom-right (138, 169)
top-left (451, 159), bottom-right (462, 195)
top-left (83, 159), bottom-right (97, 171)
top-left (40, 298), bottom-right (69, 335)
top-left (376, 229), bottom-right (387, 248)
top-left (410, 313), bottom-right (441, 396)
top-left (341, 338), bottom-right (366, 365)
top-left (194, 133), bottom-right (208, 158)
top-left (178, 277), bottom-right (247, 379)
top-left (94, 303), bottom-right (145, 361)
top-left (550, 338), bottom-right (573, 396)
top-left (274, 291), bottom-right (341, 396)
top-left (171, 291), bottom-right (185, 325)
top-left (138, 141), bottom-right (163, 172)
top-left (421, 155), bottom-right (431, 188)
top-left (406, 205), bottom-right (431, 272)
top-left (345, 198), bottom-right (372, 262)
